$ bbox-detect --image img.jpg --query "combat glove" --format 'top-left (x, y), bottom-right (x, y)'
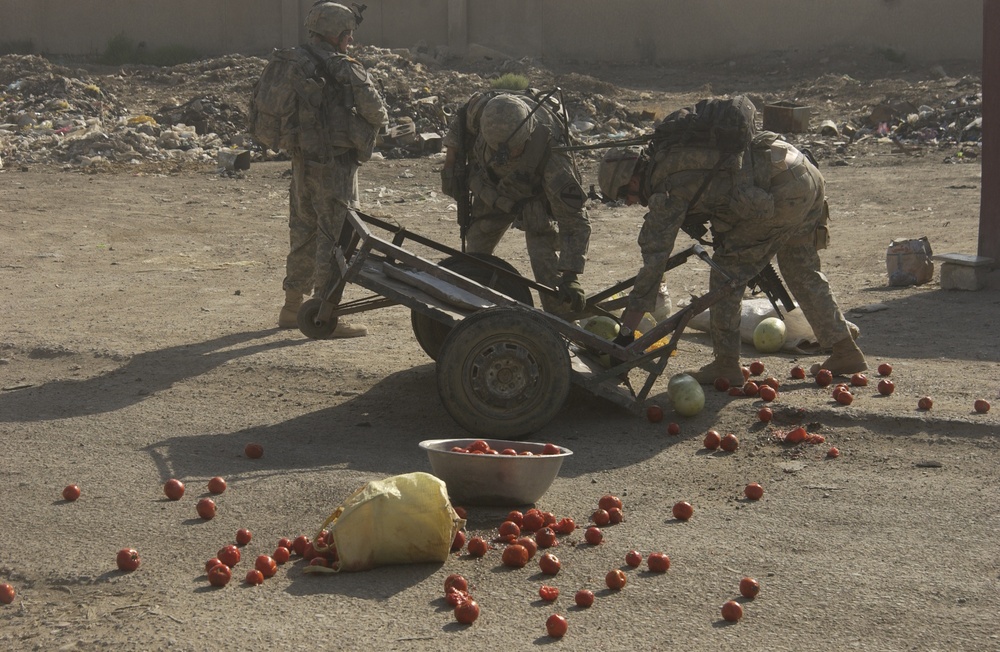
top-left (557, 272), bottom-right (587, 313)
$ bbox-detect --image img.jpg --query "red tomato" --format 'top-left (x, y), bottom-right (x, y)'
top-left (445, 587), bottom-right (468, 607)
top-left (244, 443), bottom-right (264, 459)
top-left (254, 555), bottom-right (277, 578)
top-left (667, 422), bottom-right (681, 436)
top-left (758, 407), bottom-right (773, 423)
top-left (758, 385), bottom-right (777, 402)
top-left (877, 379), bottom-right (895, 395)
top-left (451, 529), bottom-right (466, 552)
top-left (208, 563), bottom-right (232, 587)
top-left (763, 376), bottom-right (781, 390)
top-left (720, 433), bottom-right (740, 453)
top-left (598, 494), bottom-right (623, 512)
top-left (539, 585), bottom-right (559, 602)
top-left (974, 399), bottom-right (991, 413)
top-left (245, 569), bottom-right (264, 586)
top-left (646, 404), bottom-right (664, 423)
top-left (608, 507), bottom-right (624, 524)
top-left (574, 589), bottom-right (594, 608)
top-left (748, 360), bottom-right (765, 376)
top-left (218, 544), bottom-right (241, 568)
top-left (584, 526), bottom-right (603, 545)
top-left (522, 511), bottom-right (545, 532)
top-left (625, 550), bottom-right (642, 568)
top-left (205, 557), bottom-right (223, 573)
top-left (516, 536), bottom-right (538, 559)
top-left (502, 544), bottom-right (529, 568)
top-left (742, 366), bottom-right (751, 381)
top-left (721, 599), bottom-right (743, 622)
top-left (62, 484), bottom-right (81, 501)
top-left (539, 552), bottom-right (561, 575)
top-left (877, 362), bottom-right (893, 376)
top-left (235, 528), bottom-right (252, 546)
top-left (506, 510), bottom-right (524, 527)
top-left (808, 433), bottom-right (826, 444)
top-left (291, 535), bottom-right (310, 556)
top-left (535, 527), bottom-right (557, 549)
top-left (541, 443), bottom-right (562, 455)
top-left (546, 614), bottom-right (568, 638)
top-left (163, 478), bottom-right (185, 501)
top-left (467, 536), bottom-right (489, 557)
top-left (742, 381), bottom-right (759, 397)
top-left (308, 557), bottom-right (329, 568)
top-left (444, 573), bottom-right (468, 594)
top-left (552, 517), bottom-right (576, 534)
top-left (713, 377), bottom-right (731, 392)
top-left (744, 483), bottom-right (764, 500)
top-left (605, 569), bottom-right (627, 590)
top-left (836, 390), bottom-right (854, 405)
top-left (827, 446), bottom-right (841, 458)
top-left (815, 369), bottom-right (834, 387)
top-left (196, 497), bottom-right (216, 520)
top-left (785, 427), bottom-right (808, 444)
top-left (851, 372), bottom-right (868, 387)
top-left (672, 501), bottom-right (694, 521)
top-left (0, 583), bottom-right (15, 604)
top-left (468, 439), bottom-right (491, 453)
top-left (116, 548), bottom-right (140, 572)
top-left (918, 396), bottom-right (933, 410)
top-left (454, 599), bottom-right (480, 625)
top-left (728, 387), bottom-right (746, 397)
top-left (453, 506), bottom-right (468, 519)
top-left (740, 576), bottom-right (760, 599)
top-left (272, 546), bottom-right (291, 564)
top-left (790, 365), bottom-right (806, 380)
top-left (499, 520), bottom-right (521, 538)
top-left (207, 476), bottom-right (227, 494)
top-left (703, 430), bottom-right (722, 450)
top-left (647, 552), bottom-right (670, 572)
top-left (591, 509), bottom-right (611, 526)
top-left (277, 537), bottom-right (293, 550)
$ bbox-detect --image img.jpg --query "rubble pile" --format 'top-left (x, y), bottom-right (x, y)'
top-left (0, 49), bottom-right (984, 172)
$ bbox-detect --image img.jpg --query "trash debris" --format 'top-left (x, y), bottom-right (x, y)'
top-left (886, 237), bottom-right (934, 287)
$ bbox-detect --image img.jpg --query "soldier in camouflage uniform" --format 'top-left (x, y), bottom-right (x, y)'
top-left (441, 92), bottom-right (591, 315)
top-left (598, 132), bottom-right (866, 385)
top-left (278, 2), bottom-right (388, 336)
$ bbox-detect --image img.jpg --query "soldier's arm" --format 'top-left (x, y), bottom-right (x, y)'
top-left (626, 193), bottom-right (688, 315)
top-left (543, 155), bottom-right (590, 274)
top-left (347, 60), bottom-right (388, 128)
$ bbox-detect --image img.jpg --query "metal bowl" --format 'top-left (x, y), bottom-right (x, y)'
top-left (419, 438), bottom-right (573, 506)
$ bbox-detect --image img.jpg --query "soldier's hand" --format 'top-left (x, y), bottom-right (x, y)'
top-left (557, 272), bottom-right (586, 313)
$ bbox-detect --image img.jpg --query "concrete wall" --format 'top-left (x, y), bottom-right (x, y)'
top-left (0, 0), bottom-right (983, 62)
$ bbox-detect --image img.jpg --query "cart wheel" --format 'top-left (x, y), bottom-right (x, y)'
top-left (411, 253), bottom-right (534, 361)
top-left (437, 306), bottom-right (570, 439)
top-left (297, 298), bottom-right (337, 340)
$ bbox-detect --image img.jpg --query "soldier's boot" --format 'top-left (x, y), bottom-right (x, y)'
top-left (278, 291), bottom-right (303, 329)
top-left (686, 356), bottom-right (745, 387)
top-left (810, 337), bottom-right (867, 376)
top-left (329, 322), bottom-right (368, 338)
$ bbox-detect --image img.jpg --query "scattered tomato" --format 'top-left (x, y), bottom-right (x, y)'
top-left (574, 589), bottom-right (595, 608)
top-left (218, 544), bottom-right (241, 568)
top-left (522, 510), bottom-right (545, 532)
top-left (918, 396), bottom-right (933, 410)
top-left (608, 507), bottom-right (624, 524)
top-left (877, 379), bottom-right (895, 396)
top-left (714, 377), bottom-right (731, 392)
top-left (116, 548), bottom-right (140, 572)
top-left (235, 528), bottom-right (252, 546)
top-left (740, 576), bottom-right (760, 599)
top-left (815, 369), bottom-right (833, 387)
top-left (445, 587), bottom-right (468, 607)
top-left (62, 484), bottom-right (81, 501)
top-left (721, 599), bottom-right (743, 622)
top-left (208, 563), bottom-right (232, 587)
top-left (785, 426), bottom-right (808, 444)
top-left (743, 381), bottom-right (759, 397)
top-left (453, 506), bottom-right (468, 519)
top-left (758, 385), bottom-right (777, 402)
top-left (877, 362), bottom-right (893, 376)
top-left (535, 527), bottom-right (558, 549)
top-left (308, 557), bottom-right (329, 568)
top-left (625, 550), bottom-right (642, 567)
top-left (758, 407), bottom-right (773, 423)
top-left (546, 614), bottom-right (568, 638)
top-left (646, 405), bottom-right (664, 423)
top-left (539, 553), bottom-right (561, 575)
top-left (827, 446), bottom-right (840, 458)
top-left (762, 376), bottom-right (781, 390)
top-left (502, 544), bottom-right (529, 568)
top-left (591, 509), bottom-right (611, 526)
top-left (467, 536), bottom-right (489, 558)
top-left (741, 366), bottom-right (751, 381)
top-left (506, 510), bottom-right (524, 527)
top-left (196, 497), bottom-right (216, 520)
top-left (0, 583), bottom-right (15, 604)
top-left (272, 546), bottom-right (291, 564)
top-left (605, 569), bottom-right (627, 590)
top-left (205, 557), bottom-right (223, 574)
top-left (163, 478), bottom-right (185, 501)
top-left (598, 495), bottom-right (623, 512)
top-left (444, 573), bottom-right (468, 594)
top-left (744, 483), bottom-right (764, 500)
top-left (451, 530), bottom-right (466, 552)
top-left (207, 476), bottom-right (227, 494)
top-left (790, 365), bottom-right (806, 380)
top-left (277, 536), bottom-right (292, 551)
top-left (749, 360), bottom-right (765, 376)
top-left (667, 422), bottom-right (681, 436)
top-left (245, 569), bottom-right (264, 586)
top-left (672, 501), bottom-right (694, 521)
top-left (553, 517), bottom-right (576, 534)
top-left (516, 536), bottom-right (539, 559)
top-left (974, 399), bottom-right (991, 414)
top-left (703, 430), bottom-right (722, 450)
top-left (539, 585), bottom-right (559, 602)
top-left (836, 390), bottom-right (854, 405)
top-left (647, 552), bottom-right (670, 572)
top-left (454, 599), bottom-right (480, 625)
top-left (720, 433), bottom-right (740, 453)
top-left (244, 442), bottom-right (264, 458)
top-left (584, 526), bottom-right (603, 545)
top-left (291, 535), bottom-right (310, 556)
top-left (851, 372), bottom-right (868, 387)
top-left (808, 432), bottom-right (826, 444)
top-left (499, 520), bottom-right (521, 539)
top-left (255, 555), bottom-right (277, 578)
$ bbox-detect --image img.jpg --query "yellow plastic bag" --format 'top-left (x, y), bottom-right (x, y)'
top-left (310, 472), bottom-right (464, 573)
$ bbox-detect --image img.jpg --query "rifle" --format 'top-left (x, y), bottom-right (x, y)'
top-left (680, 217), bottom-right (796, 318)
top-left (452, 105), bottom-right (472, 252)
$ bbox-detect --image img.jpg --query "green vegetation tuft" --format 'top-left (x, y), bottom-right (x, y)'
top-left (490, 73), bottom-right (530, 91)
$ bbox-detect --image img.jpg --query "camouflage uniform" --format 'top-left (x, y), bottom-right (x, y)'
top-left (627, 135), bottom-right (853, 361)
top-left (442, 92), bottom-right (591, 314)
top-left (284, 38), bottom-right (388, 299)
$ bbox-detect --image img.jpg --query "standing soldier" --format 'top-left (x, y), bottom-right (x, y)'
top-left (277, 2), bottom-right (388, 336)
top-left (598, 130), bottom-right (866, 385)
top-left (440, 91), bottom-right (591, 315)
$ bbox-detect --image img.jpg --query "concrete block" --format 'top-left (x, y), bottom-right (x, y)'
top-left (933, 253), bottom-right (995, 291)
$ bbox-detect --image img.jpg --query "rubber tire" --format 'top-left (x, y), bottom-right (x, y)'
top-left (297, 298), bottom-right (337, 340)
top-left (436, 306), bottom-right (570, 439)
top-left (411, 253), bottom-right (533, 361)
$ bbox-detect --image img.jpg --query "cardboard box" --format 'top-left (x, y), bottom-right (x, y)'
top-left (763, 101), bottom-right (812, 133)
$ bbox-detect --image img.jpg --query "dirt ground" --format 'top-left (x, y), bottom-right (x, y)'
top-left (1, 54), bottom-right (999, 651)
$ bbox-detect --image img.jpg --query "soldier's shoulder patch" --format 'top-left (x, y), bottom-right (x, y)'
top-left (558, 182), bottom-right (586, 211)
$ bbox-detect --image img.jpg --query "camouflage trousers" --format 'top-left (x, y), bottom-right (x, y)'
top-left (283, 152), bottom-right (359, 299)
top-left (708, 160), bottom-right (851, 359)
top-left (465, 205), bottom-right (565, 315)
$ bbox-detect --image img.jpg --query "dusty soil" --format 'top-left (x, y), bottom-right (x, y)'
top-left (1, 53), bottom-right (998, 651)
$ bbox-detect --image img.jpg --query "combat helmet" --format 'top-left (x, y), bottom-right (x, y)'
top-left (305, 2), bottom-right (362, 39)
top-left (480, 95), bottom-right (533, 155)
top-left (598, 146), bottom-right (643, 201)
